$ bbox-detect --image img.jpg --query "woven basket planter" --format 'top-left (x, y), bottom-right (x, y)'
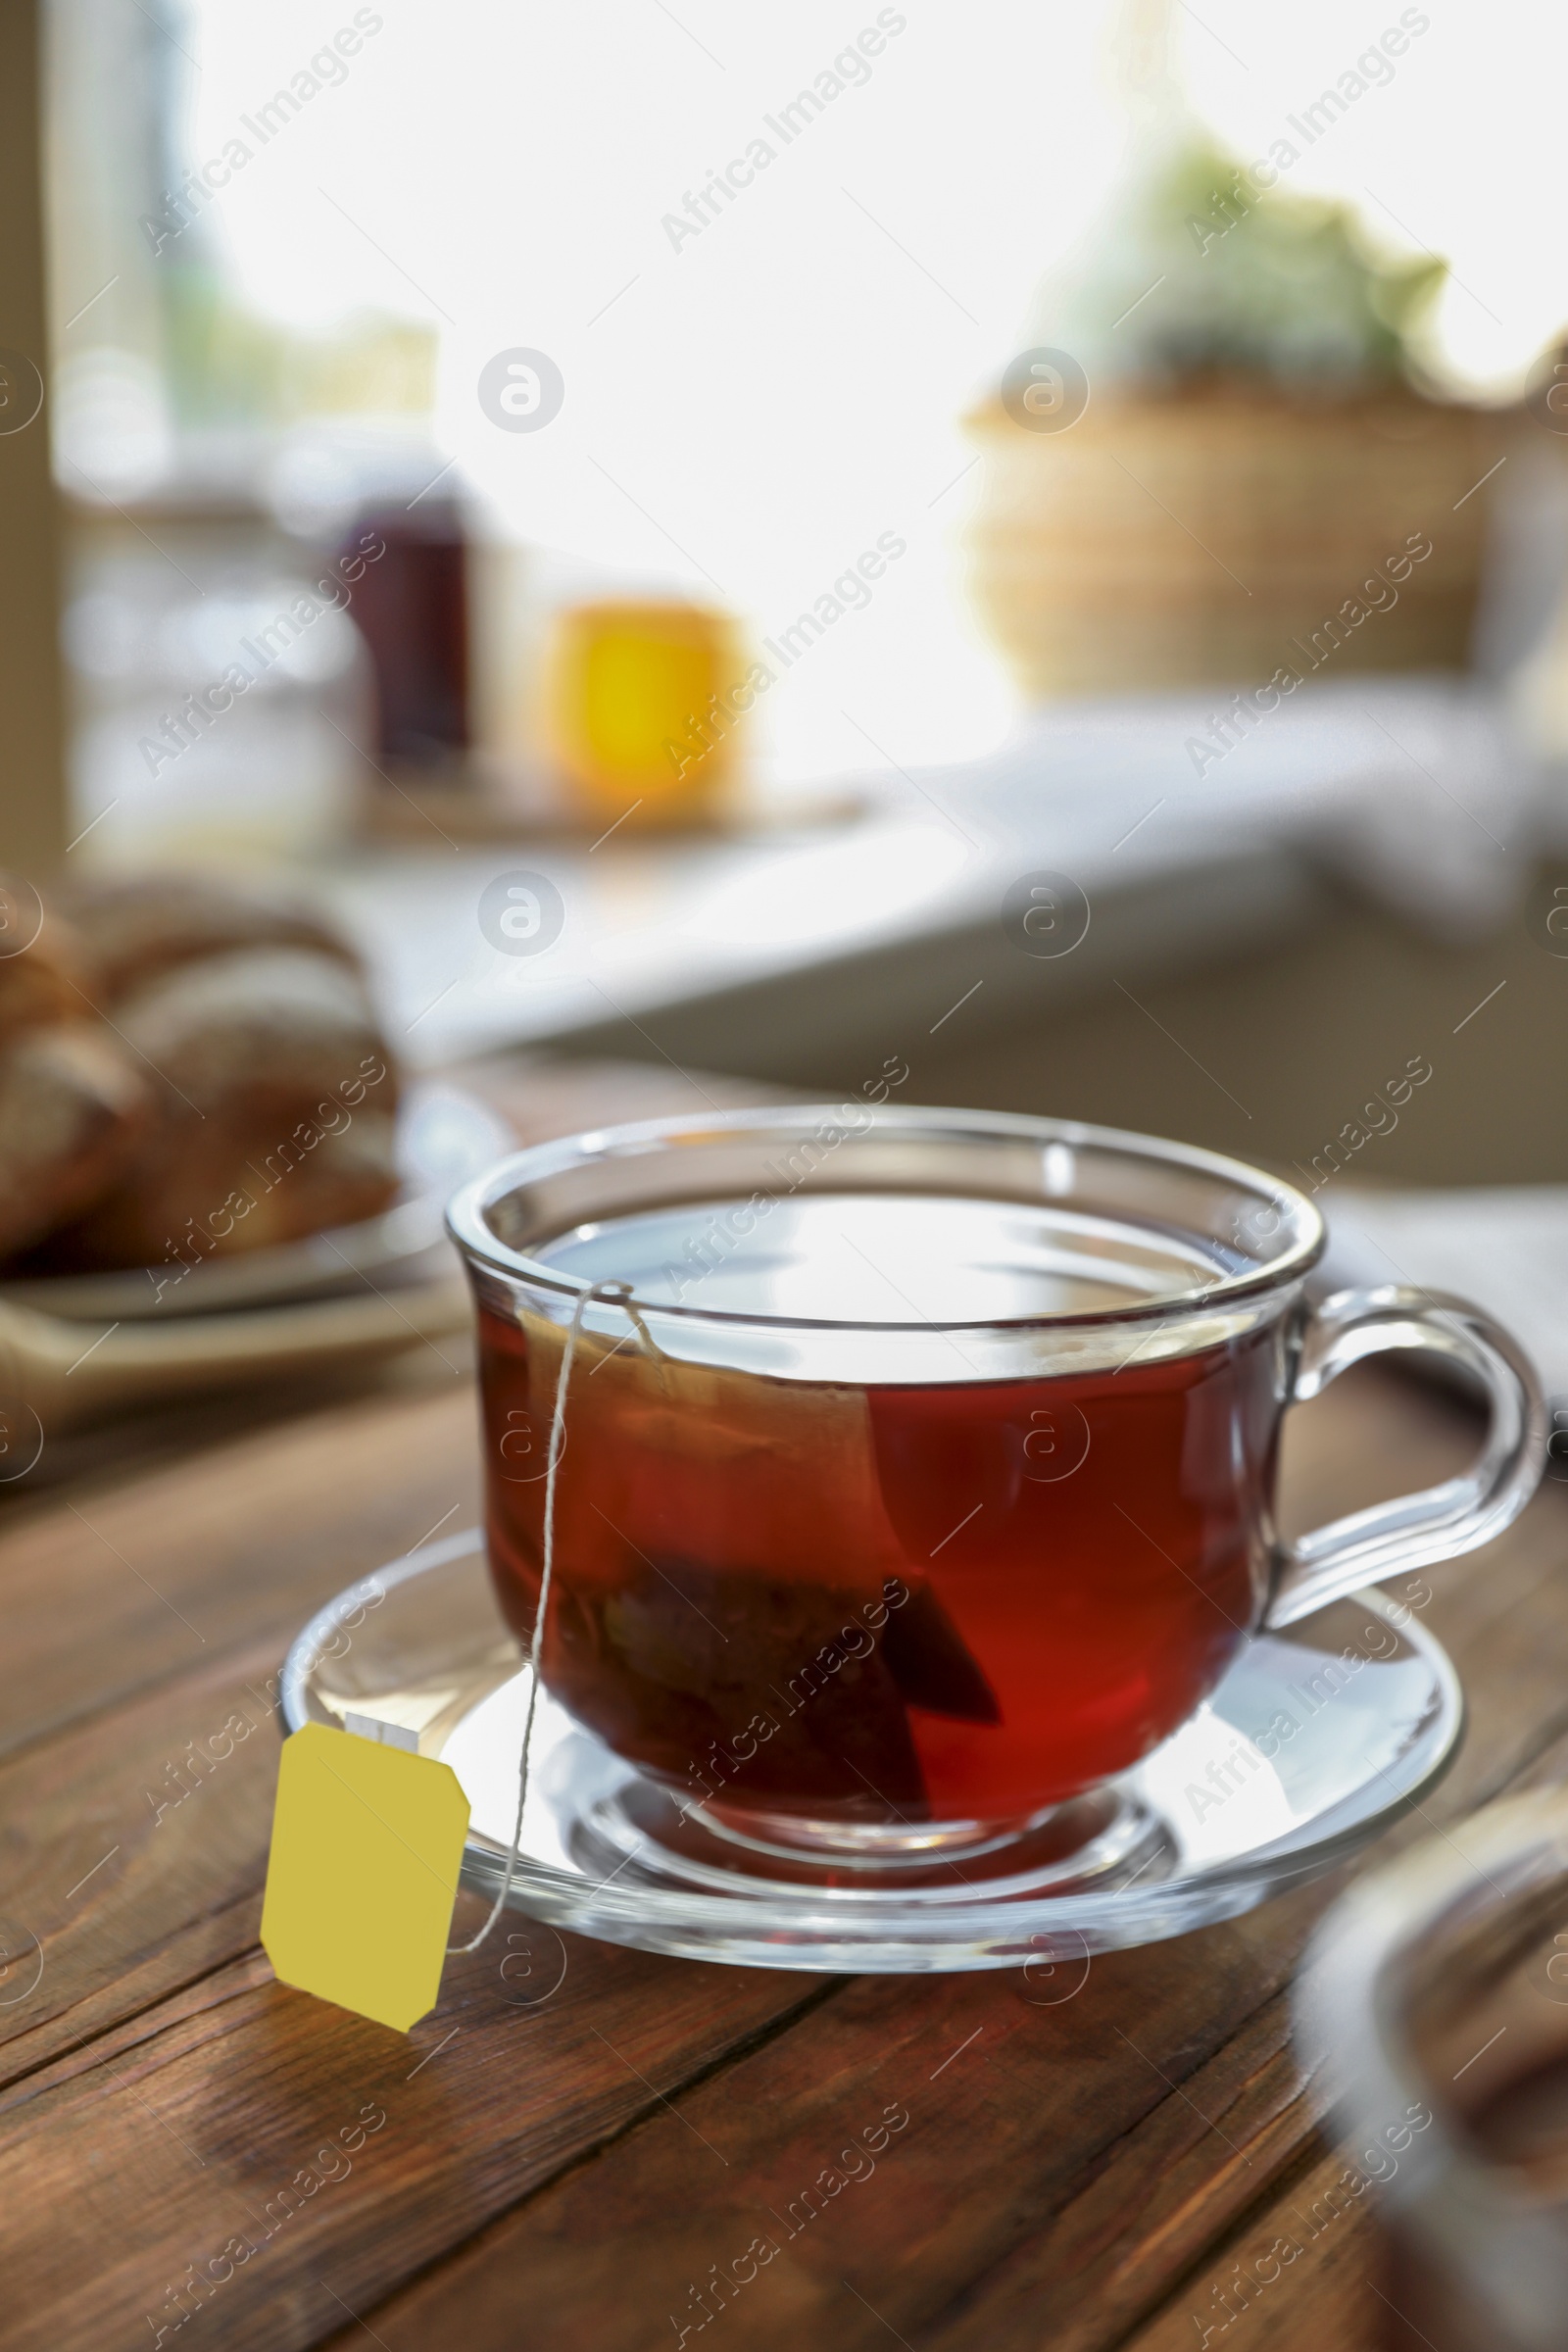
top-left (966, 385), bottom-right (1499, 698)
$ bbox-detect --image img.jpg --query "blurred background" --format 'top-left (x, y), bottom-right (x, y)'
top-left (9, 0), bottom-right (1568, 1190)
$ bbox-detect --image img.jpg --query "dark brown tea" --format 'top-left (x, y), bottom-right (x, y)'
top-left (1375, 2058), bottom-right (1568, 2350)
top-left (475, 1192), bottom-right (1282, 1832)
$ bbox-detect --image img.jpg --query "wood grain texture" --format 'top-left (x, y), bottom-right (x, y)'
top-left (0, 1915), bottom-right (825, 2352)
top-left (1124, 2137), bottom-right (1382, 2352)
top-left (0, 1056), bottom-right (808, 2349)
top-left (315, 1371), bottom-right (1568, 2352)
top-left (318, 1920), bottom-right (1309, 2352)
top-left (0, 1054), bottom-right (1552, 2352)
top-left (0, 1381), bottom-right (481, 1761)
top-left (0, 1637), bottom-right (281, 2088)
top-left (1114, 1719), bottom-right (1568, 2352)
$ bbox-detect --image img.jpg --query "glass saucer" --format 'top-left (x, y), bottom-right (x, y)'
top-left (280, 1530), bottom-right (1463, 1974)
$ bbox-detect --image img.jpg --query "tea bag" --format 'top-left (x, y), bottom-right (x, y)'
top-left (596, 1554), bottom-right (929, 1808)
top-left (523, 1306), bottom-right (898, 1586)
top-left (881, 1584), bottom-right (1002, 1725)
top-left (262, 1723), bottom-right (470, 2032)
top-left (502, 1305), bottom-right (1000, 1818)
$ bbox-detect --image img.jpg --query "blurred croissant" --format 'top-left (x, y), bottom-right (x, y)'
top-left (0, 872), bottom-right (402, 1276)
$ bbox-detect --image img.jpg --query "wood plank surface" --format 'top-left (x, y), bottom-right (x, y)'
top-left (0, 1916), bottom-right (824, 2352)
top-left (0, 1055), bottom-right (1559, 2351)
top-left (312, 1376), bottom-right (1568, 2352)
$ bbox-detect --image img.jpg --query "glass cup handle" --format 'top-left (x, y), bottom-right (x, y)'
top-left (1264, 1285), bottom-right (1545, 1632)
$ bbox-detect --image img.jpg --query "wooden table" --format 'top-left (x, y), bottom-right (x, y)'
top-left (3, 1058), bottom-right (1562, 2352)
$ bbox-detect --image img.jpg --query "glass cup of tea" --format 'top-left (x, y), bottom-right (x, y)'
top-left (1299, 1789), bottom-right (1568, 2352)
top-left (446, 1106), bottom-right (1542, 1873)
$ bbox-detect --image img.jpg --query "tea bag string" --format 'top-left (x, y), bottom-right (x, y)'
top-left (449, 1275), bottom-right (635, 1955)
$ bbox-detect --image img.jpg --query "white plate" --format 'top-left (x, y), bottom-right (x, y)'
top-left (2, 1082), bottom-right (511, 1321)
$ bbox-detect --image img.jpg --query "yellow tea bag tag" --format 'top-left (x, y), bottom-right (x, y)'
top-left (261, 1721), bottom-right (470, 2034)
